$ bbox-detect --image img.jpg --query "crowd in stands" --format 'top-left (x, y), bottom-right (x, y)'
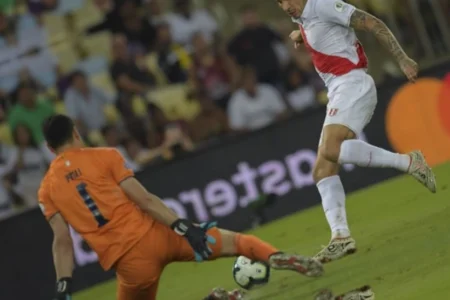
top-left (0, 0), bottom-right (448, 218)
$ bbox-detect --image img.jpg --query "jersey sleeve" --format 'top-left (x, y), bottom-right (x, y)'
top-left (314, 0), bottom-right (356, 27)
top-left (108, 148), bottom-right (134, 184)
top-left (38, 179), bottom-right (59, 220)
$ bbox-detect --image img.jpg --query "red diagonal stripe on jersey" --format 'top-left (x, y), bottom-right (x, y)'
top-left (299, 25), bottom-right (368, 76)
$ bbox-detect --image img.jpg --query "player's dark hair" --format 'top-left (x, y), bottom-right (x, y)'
top-left (43, 114), bottom-right (75, 149)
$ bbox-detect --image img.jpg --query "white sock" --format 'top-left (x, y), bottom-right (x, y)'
top-left (317, 175), bottom-right (350, 239)
top-left (338, 140), bottom-right (411, 172)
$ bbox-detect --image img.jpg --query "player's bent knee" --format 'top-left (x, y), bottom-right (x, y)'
top-left (319, 139), bottom-right (342, 163)
top-left (313, 155), bottom-right (340, 183)
top-left (321, 124), bottom-right (356, 162)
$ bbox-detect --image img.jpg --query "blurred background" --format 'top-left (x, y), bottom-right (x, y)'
top-left (0, 0), bottom-right (449, 299)
top-left (0, 0), bottom-right (448, 218)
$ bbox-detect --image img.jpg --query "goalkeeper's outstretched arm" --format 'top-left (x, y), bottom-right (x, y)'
top-left (49, 213), bottom-right (74, 280)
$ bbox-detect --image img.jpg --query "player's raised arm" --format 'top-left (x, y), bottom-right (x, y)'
top-left (119, 177), bottom-right (216, 261)
top-left (48, 213), bottom-right (74, 300)
top-left (109, 149), bottom-right (215, 260)
top-left (119, 177), bottom-right (179, 226)
top-left (348, 8), bottom-right (418, 82)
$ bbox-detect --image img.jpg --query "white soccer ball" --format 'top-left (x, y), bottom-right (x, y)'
top-left (232, 256), bottom-right (270, 290)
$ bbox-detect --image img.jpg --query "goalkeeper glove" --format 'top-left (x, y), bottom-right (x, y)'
top-left (54, 278), bottom-right (72, 300)
top-left (171, 219), bottom-right (217, 261)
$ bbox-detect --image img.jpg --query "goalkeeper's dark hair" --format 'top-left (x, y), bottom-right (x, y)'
top-left (43, 114), bottom-right (75, 149)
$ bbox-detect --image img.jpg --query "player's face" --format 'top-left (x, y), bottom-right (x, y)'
top-left (277, 0), bottom-right (304, 18)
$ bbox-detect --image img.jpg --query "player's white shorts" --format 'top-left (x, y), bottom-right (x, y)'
top-left (319, 71), bottom-right (377, 146)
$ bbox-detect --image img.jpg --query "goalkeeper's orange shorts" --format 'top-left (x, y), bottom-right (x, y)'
top-left (115, 221), bottom-right (222, 300)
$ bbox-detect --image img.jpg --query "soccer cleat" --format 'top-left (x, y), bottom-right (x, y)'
top-left (315, 286), bottom-right (375, 300)
top-left (269, 253), bottom-right (324, 277)
top-left (314, 237), bottom-right (356, 263)
top-left (407, 151), bottom-right (437, 193)
top-left (203, 288), bottom-right (245, 300)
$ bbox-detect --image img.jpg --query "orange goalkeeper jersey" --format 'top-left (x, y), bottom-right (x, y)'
top-left (38, 147), bottom-right (153, 270)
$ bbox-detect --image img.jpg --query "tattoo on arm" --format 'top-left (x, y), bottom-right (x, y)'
top-left (349, 9), bottom-right (406, 61)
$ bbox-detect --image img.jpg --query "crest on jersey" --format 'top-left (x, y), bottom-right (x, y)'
top-left (334, 1), bottom-right (344, 12)
top-left (328, 108), bottom-right (339, 116)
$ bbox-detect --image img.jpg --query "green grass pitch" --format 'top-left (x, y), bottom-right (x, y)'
top-left (77, 163), bottom-right (450, 300)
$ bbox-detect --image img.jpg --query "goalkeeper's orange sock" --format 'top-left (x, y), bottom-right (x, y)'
top-left (235, 234), bottom-right (278, 262)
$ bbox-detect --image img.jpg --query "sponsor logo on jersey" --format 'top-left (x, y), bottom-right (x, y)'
top-left (328, 108), bottom-right (339, 116)
top-left (335, 1), bottom-right (344, 12)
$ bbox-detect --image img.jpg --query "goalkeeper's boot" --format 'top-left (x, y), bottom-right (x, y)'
top-left (315, 286), bottom-right (374, 300)
top-left (269, 252), bottom-right (324, 277)
top-left (203, 288), bottom-right (245, 300)
top-left (314, 236), bottom-right (356, 263)
top-left (407, 151), bottom-right (437, 193)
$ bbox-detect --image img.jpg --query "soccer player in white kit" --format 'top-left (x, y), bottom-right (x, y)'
top-left (277, 0), bottom-right (437, 263)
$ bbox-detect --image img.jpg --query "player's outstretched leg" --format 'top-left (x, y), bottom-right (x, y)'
top-left (315, 285), bottom-right (375, 300)
top-left (338, 139), bottom-right (436, 193)
top-left (230, 231), bottom-right (324, 277)
top-left (202, 228), bottom-right (324, 277)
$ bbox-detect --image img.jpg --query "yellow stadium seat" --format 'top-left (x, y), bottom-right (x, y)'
top-left (147, 85), bottom-right (201, 120)
top-left (45, 87), bottom-right (58, 99)
top-left (90, 72), bottom-right (116, 94)
top-left (42, 14), bottom-right (70, 45)
top-left (88, 130), bottom-right (106, 146)
top-left (51, 42), bottom-right (79, 73)
top-left (72, 1), bottom-right (103, 32)
top-left (0, 123), bottom-right (13, 145)
top-left (132, 96), bottom-right (148, 117)
top-left (103, 103), bottom-right (121, 123)
top-left (144, 53), bottom-right (168, 86)
top-left (82, 32), bottom-right (112, 60)
top-left (54, 102), bottom-right (67, 115)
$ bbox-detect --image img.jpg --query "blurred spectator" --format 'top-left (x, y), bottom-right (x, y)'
top-left (149, 103), bottom-right (194, 153)
top-left (8, 83), bottom-right (54, 144)
top-left (64, 71), bottom-right (115, 136)
top-left (164, 0), bottom-right (218, 47)
top-left (188, 92), bottom-right (229, 143)
top-left (110, 35), bottom-right (155, 96)
top-left (0, 0), bottom-right (15, 15)
top-left (227, 67), bottom-right (288, 133)
top-left (123, 136), bottom-right (166, 167)
top-left (89, 0), bottom-right (157, 54)
top-left (144, 0), bottom-right (165, 26)
top-left (0, 90), bottom-right (10, 122)
top-left (154, 23), bottom-right (190, 84)
top-left (2, 124), bottom-right (53, 208)
top-left (0, 143), bottom-right (13, 215)
top-left (227, 5), bottom-right (284, 86)
top-left (190, 32), bottom-right (233, 110)
top-left (93, 0), bottom-right (114, 13)
top-left (101, 124), bottom-right (140, 171)
top-left (27, 0), bottom-right (59, 15)
top-left (0, 11), bottom-right (57, 92)
top-left (284, 65), bottom-right (317, 112)
top-left (110, 35), bottom-right (155, 145)
top-left (0, 11), bottom-right (14, 47)
top-left (22, 47), bottom-right (60, 89)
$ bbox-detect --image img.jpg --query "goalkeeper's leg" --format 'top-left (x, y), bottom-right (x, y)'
top-left (173, 228), bottom-right (323, 277)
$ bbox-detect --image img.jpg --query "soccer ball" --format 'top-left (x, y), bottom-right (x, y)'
top-left (232, 256), bottom-right (270, 290)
